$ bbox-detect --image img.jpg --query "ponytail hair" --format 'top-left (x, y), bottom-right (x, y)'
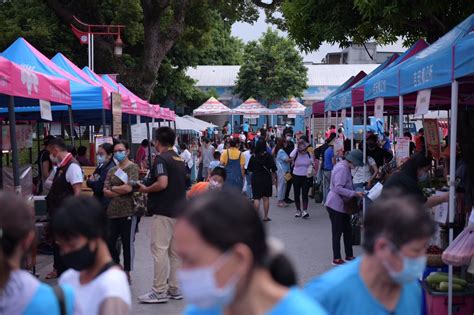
top-left (183, 191), bottom-right (297, 286)
top-left (0, 192), bottom-right (35, 290)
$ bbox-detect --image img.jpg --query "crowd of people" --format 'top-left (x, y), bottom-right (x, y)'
top-left (0, 123), bottom-right (453, 315)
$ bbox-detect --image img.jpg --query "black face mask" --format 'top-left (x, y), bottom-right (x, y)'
top-left (61, 242), bottom-right (97, 271)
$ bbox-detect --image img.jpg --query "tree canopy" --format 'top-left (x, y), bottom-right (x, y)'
top-left (263, 0), bottom-right (474, 52)
top-left (235, 29), bottom-right (308, 104)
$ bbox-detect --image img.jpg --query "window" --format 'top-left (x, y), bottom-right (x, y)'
top-left (277, 115), bottom-right (295, 126)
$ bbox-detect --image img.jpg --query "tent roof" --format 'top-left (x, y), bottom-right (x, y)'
top-left (233, 98), bottom-right (270, 115)
top-left (193, 97), bottom-right (232, 116)
top-left (273, 97), bottom-right (306, 115)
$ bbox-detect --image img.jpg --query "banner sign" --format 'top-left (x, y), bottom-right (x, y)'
top-left (2, 125), bottom-right (33, 150)
top-left (40, 100), bottom-right (52, 121)
top-left (374, 97), bottom-right (384, 119)
top-left (111, 92), bottom-right (122, 136)
top-left (423, 118), bottom-right (441, 160)
top-left (341, 109), bottom-right (346, 120)
top-left (395, 137), bottom-right (410, 166)
top-left (415, 89), bottom-right (431, 117)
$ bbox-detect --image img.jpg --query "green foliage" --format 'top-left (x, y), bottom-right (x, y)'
top-left (235, 29), bottom-right (308, 104)
top-left (270, 0), bottom-right (474, 51)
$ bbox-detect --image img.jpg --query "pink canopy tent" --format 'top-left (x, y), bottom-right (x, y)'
top-left (273, 97), bottom-right (306, 115)
top-left (193, 97), bottom-right (233, 116)
top-left (0, 56), bottom-right (71, 105)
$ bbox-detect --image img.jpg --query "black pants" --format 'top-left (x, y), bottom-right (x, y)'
top-left (327, 207), bottom-right (353, 260)
top-left (284, 177), bottom-right (293, 200)
top-left (53, 242), bottom-right (66, 275)
top-left (107, 216), bottom-right (137, 271)
top-left (293, 175), bottom-right (310, 211)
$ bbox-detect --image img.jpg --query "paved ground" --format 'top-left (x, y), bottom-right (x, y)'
top-left (37, 196), bottom-right (363, 314)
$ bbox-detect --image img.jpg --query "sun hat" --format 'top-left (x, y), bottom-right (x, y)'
top-left (345, 149), bottom-right (364, 167)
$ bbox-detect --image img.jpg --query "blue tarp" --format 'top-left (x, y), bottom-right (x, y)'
top-left (2, 38), bottom-right (105, 110)
top-left (454, 30), bottom-right (474, 79)
top-left (399, 15), bottom-right (474, 95)
top-left (364, 39), bottom-right (429, 101)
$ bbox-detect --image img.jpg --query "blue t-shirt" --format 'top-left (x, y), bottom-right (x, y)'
top-left (243, 123), bottom-right (250, 132)
top-left (277, 149), bottom-right (290, 173)
top-left (304, 258), bottom-right (422, 315)
top-left (323, 147), bottom-right (334, 171)
top-left (24, 283), bottom-right (75, 315)
top-left (184, 287), bottom-right (327, 315)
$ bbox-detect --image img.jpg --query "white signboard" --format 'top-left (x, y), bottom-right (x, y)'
top-left (395, 137), bottom-right (410, 166)
top-left (95, 136), bottom-right (113, 155)
top-left (131, 124), bottom-right (147, 144)
top-left (374, 97), bottom-right (384, 119)
top-left (433, 191), bottom-right (448, 224)
top-left (415, 89), bottom-right (431, 117)
top-left (39, 100), bottom-right (52, 121)
top-left (341, 109), bottom-right (346, 120)
top-left (288, 114), bottom-right (297, 119)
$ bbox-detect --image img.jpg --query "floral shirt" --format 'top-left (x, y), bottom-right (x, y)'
top-left (104, 163), bottom-right (139, 218)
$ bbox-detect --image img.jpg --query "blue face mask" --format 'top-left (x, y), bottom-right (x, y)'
top-left (384, 246), bottom-right (427, 284)
top-left (114, 151), bottom-right (127, 162)
top-left (97, 155), bottom-right (106, 164)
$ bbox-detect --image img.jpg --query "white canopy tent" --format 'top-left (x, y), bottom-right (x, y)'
top-left (233, 98), bottom-right (271, 117)
top-left (272, 97), bottom-right (306, 116)
top-left (193, 97), bottom-right (233, 116)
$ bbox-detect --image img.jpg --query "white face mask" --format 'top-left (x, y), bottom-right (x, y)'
top-left (50, 153), bottom-right (60, 164)
top-left (383, 243), bottom-right (427, 284)
top-left (178, 253), bottom-right (238, 309)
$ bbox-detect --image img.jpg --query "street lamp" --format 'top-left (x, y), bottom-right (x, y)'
top-left (70, 16), bottom-right (125, 71)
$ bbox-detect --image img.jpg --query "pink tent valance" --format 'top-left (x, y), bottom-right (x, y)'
top-left (0, 56), bottom-right (71, 104)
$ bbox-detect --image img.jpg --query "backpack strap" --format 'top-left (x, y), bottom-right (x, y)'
top-left (52, 285), bottom-right (66, 315)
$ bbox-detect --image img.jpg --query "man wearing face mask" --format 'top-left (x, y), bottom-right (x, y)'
top-left (45, 137), bottom-right (83, 279)
top-left (365, 134), bottom-right (393, 168)
top-left (306, 194), bottom-right (437, 314)
top-left (137, 127), bottom-right (187, 304)
top-left (383, 152), bottom-right (449, 208)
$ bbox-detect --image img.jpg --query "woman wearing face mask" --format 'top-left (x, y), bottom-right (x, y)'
top-left (54, 196), bottom-right (131, 315)
top-left (175, 191), bottom-right (328, 315)
top-left (274, 138), bottom-right (291, 207)
top-left (325, 150), bottom-right (365, 266)
top-left (103, 140), bottom-right (139, 284)
top-left (306, 195), bottom-right (436, 315)
top-left (87, 143), bottom-right (116, 210)
top-left (383, 152), bottom-right (449, 208)
top-left (187, 167), bottom-right (227, 198)
top-left (290, 137), bottom-right (314, 218)
top-left (0, 192), bottom-right (75, 315)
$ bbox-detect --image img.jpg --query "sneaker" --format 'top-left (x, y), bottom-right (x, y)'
top-left (167, 288), bottom-right (183, 300)
top-left (294, 211), bottom-right (302, 218)
top-left (345, 256), bottom-right (356, 261)
top-left (331, 259), bottom-right (345, 266)
top-left (138, 290), bottom-right (169, 303)
top-left (302, 210), bottom-right (309, 218)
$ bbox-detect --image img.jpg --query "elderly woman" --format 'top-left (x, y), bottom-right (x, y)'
top-left (325, 150), bottom-right (365, 266)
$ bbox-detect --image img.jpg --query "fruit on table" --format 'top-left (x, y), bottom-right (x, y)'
top-left (426, 272), bottom-right (468, 291)
top-left (438, 282), bottom-right (465, 292)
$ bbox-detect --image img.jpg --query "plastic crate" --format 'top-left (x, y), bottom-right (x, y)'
top-left (423, 282), bottom-right (474, 315)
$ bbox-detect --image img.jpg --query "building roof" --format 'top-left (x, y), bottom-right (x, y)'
top-left (186, 64), bottom-right (380, 88)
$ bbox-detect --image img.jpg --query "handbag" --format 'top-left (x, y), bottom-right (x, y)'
top-left (132, 192), bottom-right (147, 217)
top-left (344, 197), bottom-right (360, 215)
top-left (284, 172), bottom-right (292, 182)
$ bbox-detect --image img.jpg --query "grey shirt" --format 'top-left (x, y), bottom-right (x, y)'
top-left (202, 145), bottom-right (215, 167)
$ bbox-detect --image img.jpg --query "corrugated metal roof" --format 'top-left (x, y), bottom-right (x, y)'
top-left (186, 64), bottom-right (380, 87)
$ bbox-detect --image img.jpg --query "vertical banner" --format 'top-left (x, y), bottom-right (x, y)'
top-left (341, 109), bottom-right (346, 121)
top-left (395, 137), bottom-right (410, 166)
top-left (415, 89), bottom-right (431, 117)
top-left (423, 119), bottom-right (441, 160)
top-left (374, 97), bottom-right (384, 119)
top-left (39, 100), bottom-right (52, 121)
top-left (111, 92), bottom-right (122, 136)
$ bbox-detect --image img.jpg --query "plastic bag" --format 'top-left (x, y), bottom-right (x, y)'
top-left (442, 226), bottom-right (474, 266)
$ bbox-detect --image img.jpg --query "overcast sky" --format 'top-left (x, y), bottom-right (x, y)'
top-left (231, 10), bottom-right (405, 63)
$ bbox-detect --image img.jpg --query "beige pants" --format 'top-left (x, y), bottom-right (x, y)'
top-left (151, 215), bottom-right (181, 293)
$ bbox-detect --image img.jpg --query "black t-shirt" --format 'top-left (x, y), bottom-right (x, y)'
top-left (37, 149), bottom-right (51, 178)
top-left (367, 147), bottom-right (393, 167)
top-left (284, 141), bottom-right (295, 156)
top-left (383, 170), bottom-right (427, 204)
top-left (147, 150), bottom-right (187, 218)
top-left (248, 153), bottom-right (277, 176)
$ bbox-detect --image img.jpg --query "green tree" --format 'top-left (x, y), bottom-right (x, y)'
top-left (263, 0), bottom-right (474, 51)
top-left (235, 29), bottom-right (308, 104)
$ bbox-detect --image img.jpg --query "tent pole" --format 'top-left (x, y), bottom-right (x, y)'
top-left (102, 109), bottom-right (107, 136)
top-left (8, 96), bottom-right (21, 194)
top-left (323, 111), bottom-right (327, 137)
top-left (128, 114), bottom-right (133, 159)
top-left (363, 102), bottom-right (367, 218)
top-left (448, 80), bottom-right (459, 315)
top-left (351, 106), bottom-right (354, 150)
top-left (399, 95), bottom-right (404, 137)
top-left (335, 110), bottom-right (338, 127)
top-left (146, 117), bottom-right (152, 169)
top-left (68, 105), bottom-right (75, 147)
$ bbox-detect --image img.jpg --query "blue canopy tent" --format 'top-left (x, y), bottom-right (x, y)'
top-left (398, 15), bottom-right (474, 314)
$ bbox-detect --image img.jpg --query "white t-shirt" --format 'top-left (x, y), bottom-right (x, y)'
top-left (217, 143), bottom-right (225, 153)
top-left (180, 149), bottom-right (194, 168)
top-left (243, 150), bottom-right (252, 170)
top-left (65, 163), bottom-right (84, 185)
top-left (59, 267), bottom-right (131, 315)
top-left (351, 156), bottom-right (376, 185)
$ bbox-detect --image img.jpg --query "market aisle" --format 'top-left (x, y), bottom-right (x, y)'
top-left (130, 196), bottom-right (363, 315)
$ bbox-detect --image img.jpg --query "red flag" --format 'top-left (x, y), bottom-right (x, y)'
top-left (71, 24), bottom-right (89, 45)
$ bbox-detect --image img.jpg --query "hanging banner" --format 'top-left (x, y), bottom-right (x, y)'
top-left (288, 114), bottom-right (297, 119)
top-left (1, 125), bottom-right (33, 150)
top-left (111, 92), bottom-right (122, 136)
top-left (40, 100), bottom-right (52, 121)
top-left (341, 109), bottom-right (346, 121)
top-left (395, 137), bottom-right (410, 166)
top-left (243, 114), bottom-right (259, 119)
top-left (423, 118), bottom-right (441, 160)
top-left (415, 89), bottom-right (431, 117)
top-left (131, 124), bottom-right (147, 144)
top-left (374, 97), bottom-right (384, 119)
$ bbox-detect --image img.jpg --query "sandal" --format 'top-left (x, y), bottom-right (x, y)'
top-left (45, 270), bottom-right (58, 279)
top-left (263, 217), bottom-right (272, 222)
